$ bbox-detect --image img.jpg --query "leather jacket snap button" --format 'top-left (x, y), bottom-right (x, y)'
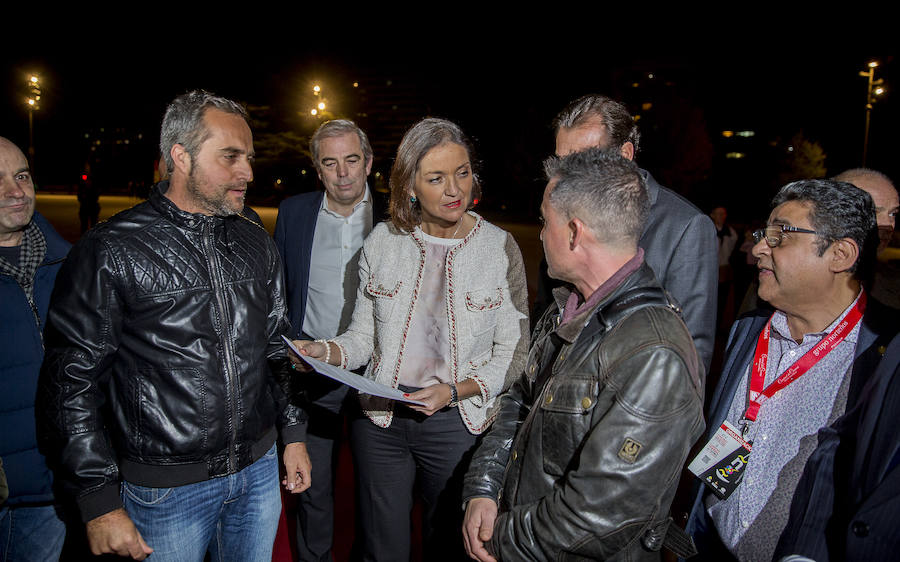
top-left (851, 520), bottom-right (869, 537)
top-left (512, 450), bottom-right (517, 461)
top-left (581, 397), bottom-right (592, 409)
top-left (545, 394), bottom-right (553, 405)
top-left (529, 364), bottom-right (536, 374)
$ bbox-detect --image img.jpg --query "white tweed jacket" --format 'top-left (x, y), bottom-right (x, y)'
top-left (333, 213), bottom-right (530, 434)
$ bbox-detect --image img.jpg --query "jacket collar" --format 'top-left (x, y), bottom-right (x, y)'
top-left (32, 211), bottom-right (71, 264)
top-left (150, 181), bottom-right (225, 231)
top-left (554, 261), bottom-right (668, 344)
top-left (640, 168), bottom-right (661, 206)
top-left (410, 211), bottom-right (483, 249)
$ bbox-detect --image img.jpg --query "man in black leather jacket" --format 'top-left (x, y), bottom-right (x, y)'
top-left (38, 91), bottom-right (310, 561)
top-left (462, 149), bottom-right (704, 561)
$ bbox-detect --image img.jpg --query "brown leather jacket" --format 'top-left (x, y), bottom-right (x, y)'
top-left (463, 262), bottom-right (705, 561)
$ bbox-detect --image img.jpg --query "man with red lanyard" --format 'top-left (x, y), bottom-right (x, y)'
top-left (684, 179), bottom-right (899, 561)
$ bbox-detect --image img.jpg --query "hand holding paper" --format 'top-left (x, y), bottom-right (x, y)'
top-left (282, 336), bottom-right (426, 406)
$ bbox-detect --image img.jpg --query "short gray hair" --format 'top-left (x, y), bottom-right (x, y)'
top-left (310, 119), bottom-right (373, 172)
top-left (543, 147), bottom-right (648, 248)
top-left (553, 94), bottom-right (641, 155)
top-left (159, 90), bottom-right (248, 174)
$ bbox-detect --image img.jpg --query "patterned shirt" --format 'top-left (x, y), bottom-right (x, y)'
top-left (708, 292), bottom-right (863, 562)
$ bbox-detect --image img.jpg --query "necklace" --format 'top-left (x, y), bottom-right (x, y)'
top-left (451, 216), bottom-right (465, 239)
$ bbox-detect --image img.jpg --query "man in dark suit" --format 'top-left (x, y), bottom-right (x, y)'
top-left (274, 119), bottom-right (385, 561)
top-left (775, 332), bottom-right (900, 561)
top-left (685, 179), bottom-right (898, 561)
top-left (536, 94), bottom-right (718, 372)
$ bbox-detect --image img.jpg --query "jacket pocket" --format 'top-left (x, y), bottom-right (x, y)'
top-left (366, 276), bottom-right (402, 322)
top-left (122, 481), bottom-right (174, 506)
top-left (130, 368), bottom-right (209, 460)
top-left (465, 288), bottom-right (503, 338)
top-left (539, 374), bottom-right (599, 476)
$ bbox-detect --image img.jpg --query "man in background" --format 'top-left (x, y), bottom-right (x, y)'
top-left (0, 136), bottom-right (70, 561)
top-left (275, 119), bottom-right (385, 561)
top-left (536, 94), bottom-right (718, 372)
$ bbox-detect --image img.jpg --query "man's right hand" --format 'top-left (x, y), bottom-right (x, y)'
top-left (86, 508), bottom-right (153, 560)
top-left (463, 497), bottom-right (499, 562)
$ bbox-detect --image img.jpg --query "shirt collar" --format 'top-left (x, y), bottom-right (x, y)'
top-left (770, 289), bottom-right (864, 346)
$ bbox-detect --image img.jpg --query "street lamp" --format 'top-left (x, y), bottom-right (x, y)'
top-left (859, 60), bottom-right (886, 166)
top-left (26, 74), bottom-right (41, 166)
top-left (309, 84), bottom-right (330, 119)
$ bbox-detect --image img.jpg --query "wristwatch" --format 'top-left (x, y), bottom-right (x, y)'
top-left (448, 383), bottom-right (459, 407)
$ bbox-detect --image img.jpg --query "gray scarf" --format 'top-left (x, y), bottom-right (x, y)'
top-left (0, 221), bottom-right (47, 329)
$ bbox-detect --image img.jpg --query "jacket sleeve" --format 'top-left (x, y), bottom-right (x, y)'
top-left (37, 234), bottom-right (127, 522)
top-left (464, 232), bottom-right (530, 406)
top-left (489, 344), bottom-right (705, 560)
top-left (267, 244), bottom-right (308, 444)
top-left (462, 372), bottom-right (534, 503)
top-left (664, 212), bottom-right (718, 374)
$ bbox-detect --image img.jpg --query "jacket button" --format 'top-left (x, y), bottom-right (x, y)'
top-left (851, 520), bottom-right (869, 537)
top-left (545, 394), bottom-right (553, 405)
top-left (512, 450), bottom-right (517, 461)
top-left (581, 397), bottom-right (592, 409)
top-left (529, 364), bottom-right (536, 374)
top-left (558, 353), bottom-right (566, 361)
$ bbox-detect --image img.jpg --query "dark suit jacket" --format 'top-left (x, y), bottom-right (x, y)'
top-left (775, 331), bottom-right (900, 561)
top-left (684, 297), bottom-right (898, 560)
top-left (533, 170), bottom-right (718, 371)
top-left (639, 170), bottom-right (718, 372)
top-left (273, 189), bottom-right (388, 339)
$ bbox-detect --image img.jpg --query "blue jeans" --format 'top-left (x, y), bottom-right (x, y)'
top-left (0, 504), bottom-right (66, 562)
top-left (122, 444), bottom-right (281, 562)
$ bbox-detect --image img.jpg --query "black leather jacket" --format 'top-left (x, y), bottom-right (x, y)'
top-left (463, 262), bottom-right (705, 561)
top-left (38, 183), bottom-right (306, 522)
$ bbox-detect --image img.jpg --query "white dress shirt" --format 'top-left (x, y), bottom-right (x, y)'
top-left (302, 186), bottom-right (373, 340)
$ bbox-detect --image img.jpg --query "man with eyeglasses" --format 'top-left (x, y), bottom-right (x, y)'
top-left (684, 179), bottom-right (899, 561)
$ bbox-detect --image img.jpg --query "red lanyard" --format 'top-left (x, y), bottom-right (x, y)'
top-left (744, 291), bottom-right (866, 422)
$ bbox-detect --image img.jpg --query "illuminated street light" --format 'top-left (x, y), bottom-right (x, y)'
top-left (859, 60), bottom-right (886, 166)
top-left (317, 102), bottom-right (326, 110)
top-left (26, 74), bottom-right (41, 166)
top-left (311, 109), bottom-right (318, 116)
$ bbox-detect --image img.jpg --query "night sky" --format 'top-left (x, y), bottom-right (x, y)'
top-left (3, 40), bottom-right (895, 225)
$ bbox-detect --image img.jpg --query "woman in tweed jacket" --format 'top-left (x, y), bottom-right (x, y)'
top-left (294, 118), bottom-right (529, 560)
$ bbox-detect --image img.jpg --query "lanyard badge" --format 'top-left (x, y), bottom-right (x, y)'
top-left (688, 420), bottom-right (752, 500)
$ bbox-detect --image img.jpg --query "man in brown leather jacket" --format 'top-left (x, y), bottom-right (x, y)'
top-left (462, 148), bottom-right (704, 561)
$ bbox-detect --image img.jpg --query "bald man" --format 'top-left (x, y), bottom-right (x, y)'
top-left (834, 168), bottom-right (900, 309)
top-left (834, 168), bottom-right (899, 254)
top-left (0, 136), bottom-right (71, 561)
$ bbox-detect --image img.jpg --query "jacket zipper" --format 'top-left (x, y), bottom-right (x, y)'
top-left (202, 219), bottom-right (239, 473)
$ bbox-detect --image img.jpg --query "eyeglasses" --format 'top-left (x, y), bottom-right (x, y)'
top-left (752, 225), bottom-right (820, 248)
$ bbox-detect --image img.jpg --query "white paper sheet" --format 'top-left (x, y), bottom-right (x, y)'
top-left (282, 336), bottom-right (427, 406)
